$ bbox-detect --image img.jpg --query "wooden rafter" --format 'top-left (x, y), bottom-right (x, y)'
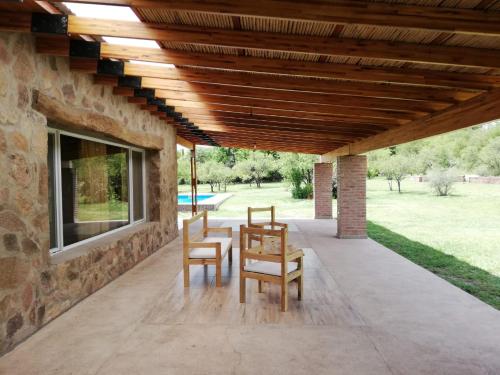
top-left (51, 0), bottom-right (500, 36)
top-left (31, 36), bottom-right (500, 91)
top-left (322, 89), bottom-right (500, 159)
top-left (100, 44), bottom-right (500, 91)
top-left (66, 15), bottom-right (500, 68)
top-left (123, 68), bottom-right (481, 103)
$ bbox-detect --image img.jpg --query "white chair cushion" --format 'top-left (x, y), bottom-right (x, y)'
top-left (189, 237), bottom-right (232, 259)
top-left (244, 261), bottom-right (298, 276)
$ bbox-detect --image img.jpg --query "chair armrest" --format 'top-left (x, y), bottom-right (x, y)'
top-left (206, 226), bottom-right (232, 237)
top-left (188, 242), bottom-right (222, 259)
top-left (287, 249), bottom-right (304, 261)
top-left (272, 222), bottom-right (288, 228)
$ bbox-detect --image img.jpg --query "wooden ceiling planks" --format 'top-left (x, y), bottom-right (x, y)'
top-left (2, 0), bottom-right (500, 154)
top-left (53, 0), bottom-right (500, 35)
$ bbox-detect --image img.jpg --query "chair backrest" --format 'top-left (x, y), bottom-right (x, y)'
top-left (183, 210), bottom-right (208, 245)
top-left (247, 206), bottom-right (275, 227)
top-left (240, 225), bottom-right (288, 264)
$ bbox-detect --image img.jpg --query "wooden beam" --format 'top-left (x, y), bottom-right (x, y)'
top-left (39, 38), bottom-right (497, 91)
top-left (65, 15), bottom-right (500, 68)
top-left (322, 89), bottom-right (500, 159)
top-left (191, 124), bottom-right (357, 142)
top-left (171, 104), bottom-right (409, 126)
top-left (181, 112), bottom-right (396, 131)
top-left (141, 81), bottom-right (449, 112)
top-left (100, 44), bottom-right (500, 90)
top-left (128, 68), bottom-right (479, 103)
top-left (114, 81), bottom-right (440, 114)
top-left (176, 135), bottom-right (194, 149)
top-left (162, 98), bottom-right (422, 121)
top-left (172, 105), bottom-right (406, 127)
top-left (192, 119), bottom-right (381, 137)
top-left (0, 12), bottom-right (31, 32)
top-left (52, 0), bottom-right (500, 36)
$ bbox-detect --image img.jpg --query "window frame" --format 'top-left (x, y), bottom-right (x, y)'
top-left (48, 128), bottom-right (147, 255)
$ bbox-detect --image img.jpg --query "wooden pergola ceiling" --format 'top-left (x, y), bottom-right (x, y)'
top-left (2, 0), bottom-right (500, 155)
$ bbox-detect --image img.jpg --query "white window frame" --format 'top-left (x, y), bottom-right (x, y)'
top-left (48, 129), bottom-right (147, 255)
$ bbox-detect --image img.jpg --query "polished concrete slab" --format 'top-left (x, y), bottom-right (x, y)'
top-left (1, 219), bottom-right (499, 375)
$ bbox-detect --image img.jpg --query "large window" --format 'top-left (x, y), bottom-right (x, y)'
top-left (48, 129), bottom-right (146, 254)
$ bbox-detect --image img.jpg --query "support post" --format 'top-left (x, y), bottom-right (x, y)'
top-left (337, 155), bottom-right (367, 239)
top-left (313, 163), bottom-right (333, 219)
top-left (190, 145), bottom-right (198, 216)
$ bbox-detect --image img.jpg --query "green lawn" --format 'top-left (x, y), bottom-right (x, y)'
top-left (179, 182), bottom-right (315, 219)
top-left (77, 201), bottom-right (128, 222)
top-left (179, 179), bottom-right (500, 308)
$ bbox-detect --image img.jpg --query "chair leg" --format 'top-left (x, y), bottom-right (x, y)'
top-left (281, 281), bottom-right (288, 312)
top-left (216, 260), bottom-right (222, 287)
top-left (297, 275), bottom-right (303, 301)
top-left (298, 257), bottom-right (303, 301)
top-left (228, 246), bottom-right (233, 264)
top-left (240, 276), bottom-right (246, 303)
top-left (258, 280), bottom-right (263, 293)
top-left (183, 263), bottom-right (190, 288)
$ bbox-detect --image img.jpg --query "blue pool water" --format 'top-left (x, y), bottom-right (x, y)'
top-left (178, 194), bottom-right (215, 204)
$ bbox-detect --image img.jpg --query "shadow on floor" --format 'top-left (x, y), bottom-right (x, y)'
top-left (367, 221), bottom-right (500, 310)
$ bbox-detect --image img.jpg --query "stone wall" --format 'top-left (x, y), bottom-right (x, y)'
top-left (0, 32), bottom-right (178, 354)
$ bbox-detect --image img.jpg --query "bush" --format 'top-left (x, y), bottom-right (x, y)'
top-left (427, 168), bottom-right (457, 196)
top-left (292, 183), bottom-right (313, 199)
top-left (332, 178), bottom-right (337, 199)
top-left (367, 167), bottom-right (378, 179)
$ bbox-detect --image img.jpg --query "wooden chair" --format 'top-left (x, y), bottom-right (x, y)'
top-left (183, 210), bottom-right (232, 287)
top-left (239, 225), bottom-right (304, 312)
top-left (247, 206), bottom-right (287, 248)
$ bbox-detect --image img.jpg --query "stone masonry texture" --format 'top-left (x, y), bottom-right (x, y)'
top-left (337, 155), bottom-right (367, 239)
top-left (314, 163), bottom-right (333, 219)
top-left (0, 32), bottom-right (178, 354)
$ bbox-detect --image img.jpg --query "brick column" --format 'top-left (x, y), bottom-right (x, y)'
top-left (337, 155), bottom-right (367, 239)
top-left (314, 163), bottom-right (333, 219)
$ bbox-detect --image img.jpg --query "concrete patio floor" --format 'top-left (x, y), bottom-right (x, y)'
top-left (1, 219), bottom-right (499, 375)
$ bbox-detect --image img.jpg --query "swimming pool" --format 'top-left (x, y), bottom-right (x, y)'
top-left (178, 194), bottom-right (215, 204)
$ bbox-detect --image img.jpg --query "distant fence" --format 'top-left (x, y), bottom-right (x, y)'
top-left (467, 176), bottom-right (500, 184)
top-left (409, 175), bottom-right (500, 184)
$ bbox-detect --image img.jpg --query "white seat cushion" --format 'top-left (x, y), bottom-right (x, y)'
top-left (244, 261), bottom-right (298, 276)
top-left (189, 237), bottom-right (232, 259)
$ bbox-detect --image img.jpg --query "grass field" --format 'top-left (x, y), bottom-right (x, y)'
top-left (77, 201), bottom-right (128, 222)
top-left (179, 179), bottom-right (500, 308)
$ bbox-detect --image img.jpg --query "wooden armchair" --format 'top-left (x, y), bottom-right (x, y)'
top-left (183, 210), bottom-right (232, 287)
top-left (239, 225), bottom-right (304, 312)
top-left (247, 206), bottom-right (287, 248)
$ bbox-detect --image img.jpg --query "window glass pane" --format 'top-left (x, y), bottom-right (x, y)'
top-left (132, 151), bottom-right (144, 221)
top-left (60, 135), bottom-right (129, 246)
top-left (48, 133), bottom-right (57, 249)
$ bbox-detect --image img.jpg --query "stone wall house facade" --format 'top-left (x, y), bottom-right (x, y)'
top-left (0, 32), bottom-right (179, 354)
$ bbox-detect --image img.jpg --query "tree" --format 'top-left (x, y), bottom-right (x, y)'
top-left (279, 153), bottom-right (318, 198)
top-left (198, 160), bottom-right (223, 192)
top-left (427, 168), bottom-right (457, 196)
top-left (367, 123), bottom-right (500, 176)
top-left (479, 137), bottom-right (500, 176)
top-left (177, 153), bottom-right (191, 185)
top-left (378, 155), bottom-right (412, 193)
top-left (219, 166), bottom-right (234, 192)
top-left (234, 152), bottom-right (275, 188)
